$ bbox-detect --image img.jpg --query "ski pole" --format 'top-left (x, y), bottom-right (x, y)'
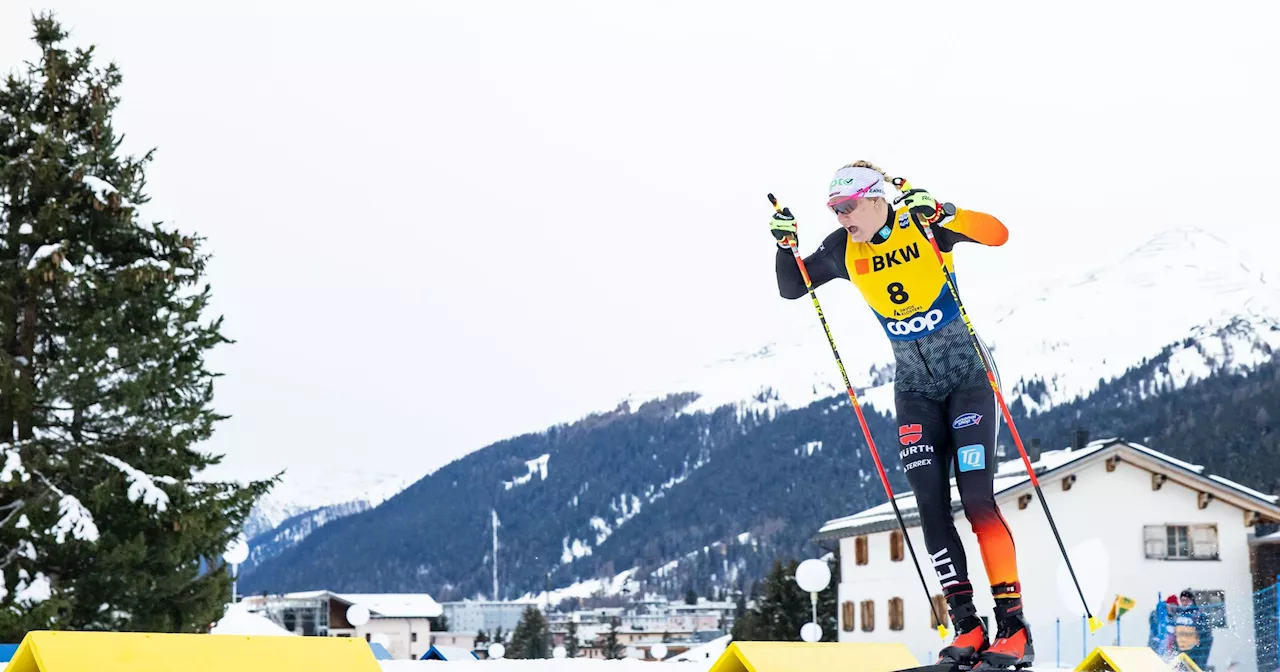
top-left (768, 193), bottom-right (948, 640)
top-left (887, 177), bottom-right (1104, 634)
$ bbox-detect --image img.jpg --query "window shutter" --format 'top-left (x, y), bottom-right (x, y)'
top-left (841, 601), bottom-right (855, 632)
top-left (1190, 524), bottom-right (1218, 559)
top-left (889, 598), bottom-right (904, 631)
top-left (1143, 525), bottom-right (1165, 559)
top-left (860, 600), bottom-right (875, 632)
top-left (855, 536), bottom-right (868, 566)
top-left (930, 595), bottom-right (949, 630)
top-left (890, 531), bottom-right (904, 562)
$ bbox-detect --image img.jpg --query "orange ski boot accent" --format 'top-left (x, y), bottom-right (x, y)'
top-left (974, 613), bottom-right (1034, 670)
top-left (938, 601), bottom-right (988, 666)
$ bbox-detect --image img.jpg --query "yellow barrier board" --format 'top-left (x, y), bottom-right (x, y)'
top-left (1076, 645), bottom-right (1174, 672)
top-left (4, 630), bottom-right (381, 672)
top-left (708, 641), bottom-right (920, 672)
top-left (1168, 653), bottom-right (1203, 672)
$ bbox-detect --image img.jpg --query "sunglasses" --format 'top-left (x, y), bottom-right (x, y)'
top-left (829, 199), bottom-right (862, 216)
top-left (827, 182), bottom-right (878, 215)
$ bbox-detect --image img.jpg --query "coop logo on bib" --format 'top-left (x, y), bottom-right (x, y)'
top-left (885, 309), bottom-right (944, 336)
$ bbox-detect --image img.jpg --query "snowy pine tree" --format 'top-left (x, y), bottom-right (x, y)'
top-left (507, 605), bottom-right (550, 659)
top-left (564, 620), bottom-right (579, 658)
top-left (0, 14), bottom-right (273, 637)
top-left (730, 558), bottom-right (836, 641)
top-left (815, 556), bottom-right (839, 641)
top-left (602, 617), bottom-right (623, 659)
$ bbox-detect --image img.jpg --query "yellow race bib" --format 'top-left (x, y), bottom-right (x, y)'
top-left (845, 209), bottom-right (959, 341)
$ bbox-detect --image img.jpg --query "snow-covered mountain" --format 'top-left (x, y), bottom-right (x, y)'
top-left (243, 466), bottom-right (419, 540)
top-left (241, 499), bottom-right (374, 575)
top-left (618, 226), bottom-right (1280, 420)
top-left (239, 226), bottom-right (1280, 597)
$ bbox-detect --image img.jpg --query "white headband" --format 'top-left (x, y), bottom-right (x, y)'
top-left (827, 166), bottom-right (886, 205)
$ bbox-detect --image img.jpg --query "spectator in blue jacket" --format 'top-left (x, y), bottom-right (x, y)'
top-left (1149, 595), bottom-right (1177, 660)
top-left (1175, 589), bottom-right (1213, 668)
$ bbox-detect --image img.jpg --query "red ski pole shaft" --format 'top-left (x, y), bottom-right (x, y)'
top-left (887, 178), bottom-right (1102, 633)
top-left (768, 193), bottom-right (948, 639)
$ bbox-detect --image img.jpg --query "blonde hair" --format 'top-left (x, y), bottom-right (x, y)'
top-left (842, 160), bottom-right (888, 179)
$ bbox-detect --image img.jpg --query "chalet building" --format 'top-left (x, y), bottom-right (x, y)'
top-left (816, 438), bottom-right (1280, 672)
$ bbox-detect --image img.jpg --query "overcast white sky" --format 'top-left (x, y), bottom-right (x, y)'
top-left (2, 0), bottom-right (1278, 488)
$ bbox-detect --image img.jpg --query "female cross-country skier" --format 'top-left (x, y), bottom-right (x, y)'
top-left (770, 161), bottom-right (1030, 669)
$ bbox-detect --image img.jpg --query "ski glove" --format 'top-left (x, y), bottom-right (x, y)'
top-left (769, 208), bottom-right (798, 248)
top-left (897, 188), bottom-right (955, 225)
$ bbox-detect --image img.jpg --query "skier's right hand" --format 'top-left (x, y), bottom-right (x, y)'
top-left (769, 208), bottom-right (797, 249)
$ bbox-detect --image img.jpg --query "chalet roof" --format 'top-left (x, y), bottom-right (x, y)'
top-left (279, 590), bottom-right (443, 618)
top-left (815, 438), bottom-right (1280, 541)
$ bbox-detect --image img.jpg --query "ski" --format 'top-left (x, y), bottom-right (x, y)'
top-left (893, 663), bottom-right (1032, 672)
top-left (969, 652), bottom-right (1035, 671)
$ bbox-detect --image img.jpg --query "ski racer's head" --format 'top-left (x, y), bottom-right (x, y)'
top-left (1179, 589), bottom-right (1195, 607)
top-left (828, 161), bottom-right (890, 243)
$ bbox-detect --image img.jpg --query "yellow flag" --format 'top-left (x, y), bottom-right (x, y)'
top-left (1107, 595), bottom-right (1136, 622)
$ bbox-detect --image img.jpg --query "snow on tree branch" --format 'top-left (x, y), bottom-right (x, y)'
top-left (81, 175), bottom-right (129, 206)
top-left (128, 258), bottom-right (170, 272)
top-left (98, 454), bottom-right (177, 512)
top-left (14, 570), bottom-right (52, 605)
top-left (2, 447), bottom-right (28, 483)
top-left (28, 467), bottom-right (101, 544)
top-left (27, 243), bottom-right (63, 270)
top-left (52, 493), bottom-right (100, 544)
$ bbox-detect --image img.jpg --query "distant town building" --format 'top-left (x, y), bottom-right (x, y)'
top-left (441, 600), bottom-right (540, 635)
top-left (537, 592), bottom-right (732, 660)
top-left (240, 590), bottom-right (442, 660)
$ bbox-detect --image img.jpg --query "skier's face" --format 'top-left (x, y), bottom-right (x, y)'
top-left (836, 196), bottom-right (887, 243)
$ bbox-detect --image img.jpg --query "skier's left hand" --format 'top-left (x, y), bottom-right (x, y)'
top-left (898, 188), bottom-right (947, 225)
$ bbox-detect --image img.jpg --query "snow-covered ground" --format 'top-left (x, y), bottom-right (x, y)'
top-left (209, 601), bottom-right (296, 636)
top-left (375, 657), bottom-right (1074, 671)
top-left (518, 567), bottom-right (642, 604)
top-left (380, 661), bottom-right (708, 671)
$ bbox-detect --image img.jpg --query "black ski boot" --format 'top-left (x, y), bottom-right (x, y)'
top-left (937, 599), bottom-right (988, 668)
top-left (972, 598), bottom-right (1033, 670)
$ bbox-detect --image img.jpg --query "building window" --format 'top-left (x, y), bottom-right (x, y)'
top-left (841, 601), bottom-right (855, 632)
top-left (888, 598), bottom-right (904, 631)
top-left (855, 536), bottom-right (869, 566)
top-left (1193, 589), bottom-right (1228, 628)
top-left (930, 595), bottom-right (949, 630)
top-left (1144, 524), bottom-right (1218, 560)
top-left (889, 531), bottom-right (904, 562)
top-left (1168, 526), bottom-right (1189, 557)
top-left (411, 632), bottom-right (418, 642)
top-left (859, 600), bottom-right (875, 632)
